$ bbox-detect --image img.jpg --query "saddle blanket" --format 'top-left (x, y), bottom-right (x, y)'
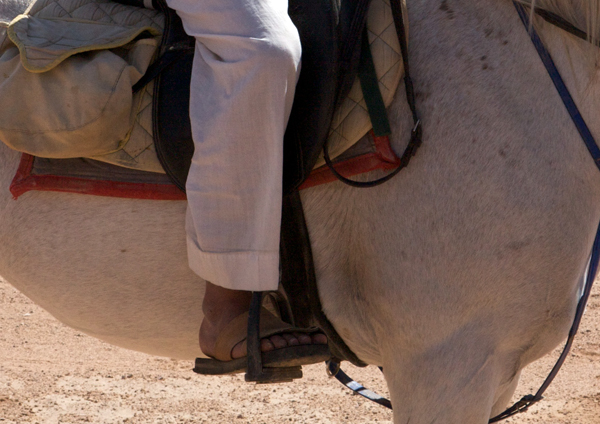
top-left (0, 0), bottom-right (404, 173)
top-left (10, 130), bottom-right (402, 199)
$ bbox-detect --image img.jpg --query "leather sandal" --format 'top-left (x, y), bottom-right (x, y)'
top-left (194, 308), bottom-right (330, 375)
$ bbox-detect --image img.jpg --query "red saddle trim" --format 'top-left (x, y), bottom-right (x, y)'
top-left (299, 132), bottom-right (400, 190)
top-left (10, 154), bottom-right (187, 201)
top-left (10, 131), bottom-right (400, 200)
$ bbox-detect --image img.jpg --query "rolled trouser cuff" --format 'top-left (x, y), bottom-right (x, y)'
top-left (187, 237), bottom-right (279, 292)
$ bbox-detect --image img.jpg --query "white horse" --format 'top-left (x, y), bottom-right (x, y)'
top-left (1, 0), bottom-right (600, 422)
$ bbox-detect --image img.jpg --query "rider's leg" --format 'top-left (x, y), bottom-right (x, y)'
top-left (165, 0), bottom-right (326, 358)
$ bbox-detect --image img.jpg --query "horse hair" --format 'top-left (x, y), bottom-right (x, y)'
top-left (520, 0), bottom-right (600, 46)
top-left (0, 0), bottom-right (28, 25)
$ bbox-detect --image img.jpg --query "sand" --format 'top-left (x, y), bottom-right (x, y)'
top-left (0, 277), bottom-right (599, 423)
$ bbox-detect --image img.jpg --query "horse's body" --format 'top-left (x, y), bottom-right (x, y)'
top-left (1, 0), bottom-right (600, 422)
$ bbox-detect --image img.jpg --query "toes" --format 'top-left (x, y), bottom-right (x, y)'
top-left (231, 331), bottom-right (328, 359)
top-left (312, 333), bottom-right (328, 345)
top-left (268, 335), bottom-right (288, 349)
top-left (294, 332), bottom-right (312, 345)
top-left (232, 338), bottom-right (277, 359)
top-left (281, 333), bottom-right (300, 346)
top-left (231, 340), bottom-right (249, 359)
top-left (261, 338), bottom-right (275, 352)
top-left (267, 332), bottom-right (328, 349)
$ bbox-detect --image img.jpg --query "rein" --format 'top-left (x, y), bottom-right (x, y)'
top-left (329, 2), bottom-right (600, 422)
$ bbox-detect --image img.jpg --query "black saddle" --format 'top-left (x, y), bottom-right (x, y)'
top-left (145, 0), bottom-right (341, 194)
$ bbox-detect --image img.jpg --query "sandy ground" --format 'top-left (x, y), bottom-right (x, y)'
top-left (0, 277), bottom-right (599, 424)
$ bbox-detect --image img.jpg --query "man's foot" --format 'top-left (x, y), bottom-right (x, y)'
top-left (200, 282), bottom-right (327, 360)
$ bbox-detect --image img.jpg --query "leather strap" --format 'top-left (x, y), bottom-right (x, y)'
top-left (132, 40), bottom-right (194, 94)
top-left (335, 0), bottom-right (374, 109)
top-left (280, 191), bottom-right (368, 366)
top-left (323, 0), bottom-right (423, 188)
top-left (327, 361), bottom-right (392, 409)
top-left (534, 8), bottom-right (593, 45)
top-left (358, 30), bottom-right (391, 137)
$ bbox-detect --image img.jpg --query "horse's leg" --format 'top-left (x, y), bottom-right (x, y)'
top-left (381, 336), bottom-right (501, 424)
top-left (490, 371), bottom-right (521, 418)
top-left (381, 336), bottom-right (525, 423)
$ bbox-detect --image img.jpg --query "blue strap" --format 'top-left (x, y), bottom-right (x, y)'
top-left (514, 3), bottom-right (600, 172)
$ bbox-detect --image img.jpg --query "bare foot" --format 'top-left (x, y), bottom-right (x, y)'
top-left (199, 282), bottom-right (327, 360)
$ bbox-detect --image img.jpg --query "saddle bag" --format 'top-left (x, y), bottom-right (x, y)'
top-left (0, 0), bottom-right (163, 159)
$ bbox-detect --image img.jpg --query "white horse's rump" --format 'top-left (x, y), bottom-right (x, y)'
top-left (1, 0), bottom-right (600, 422)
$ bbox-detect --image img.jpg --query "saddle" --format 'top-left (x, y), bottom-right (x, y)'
top-left (146, 0), bottom-right (342, 195)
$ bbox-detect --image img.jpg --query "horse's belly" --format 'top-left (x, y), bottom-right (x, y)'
top-left (0, 151), bottom-right (204, 359)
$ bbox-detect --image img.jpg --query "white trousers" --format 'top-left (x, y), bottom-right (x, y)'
top-left (165, 0), bottom-right (301, 291)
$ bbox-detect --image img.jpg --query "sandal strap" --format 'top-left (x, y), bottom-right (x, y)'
top-left (213, 308), bottom-right (319, 361)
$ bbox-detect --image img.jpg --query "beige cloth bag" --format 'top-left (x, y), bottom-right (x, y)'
top-left (0, 0), bottom-right (162, 158)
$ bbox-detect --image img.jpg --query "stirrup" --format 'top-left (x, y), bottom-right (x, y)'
top-left (193, 291), bottom-right (331, 383)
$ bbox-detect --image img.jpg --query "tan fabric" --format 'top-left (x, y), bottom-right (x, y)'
top-left (8, 16), bottom-right (160, 73)
top-left (0, 39), bottom-right (157, 158)
top-left (316, 0), bottom-right (406, 167)
top-left (92, 79), bottom-right (163, 172)
top-left (0, 0), bottom-right (161, 159)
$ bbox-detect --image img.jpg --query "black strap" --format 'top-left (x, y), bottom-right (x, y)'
top-left (534, 8), bottom-right (593, 45)
top-left (335, 0), bottom-right (374, 109)
top-left (390, 0), bottom-right (418, 126)
top-left (327, 360), bottom-right (392, 409)
top-left (323, 0), bottom-right (422, 188)
top-left (280, 191), bottom-right (368, 366)
top-left (357, 30), bottom-right (391, 137)
top-left (246, 291), bottom-right (265, 380)
top-left (132, 40), bottom-right (194, 94)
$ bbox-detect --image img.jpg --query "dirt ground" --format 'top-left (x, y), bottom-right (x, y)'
top-left (0, 277), bottom-right (599, 424)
